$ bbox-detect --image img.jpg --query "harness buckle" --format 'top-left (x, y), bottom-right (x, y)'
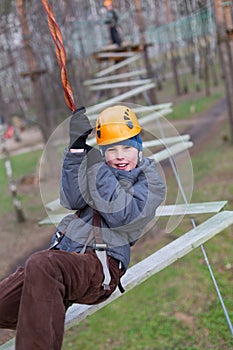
top-left (49, 230), bottom-right (64, 250)
top-left (93, 243), bottom-right (108, 251)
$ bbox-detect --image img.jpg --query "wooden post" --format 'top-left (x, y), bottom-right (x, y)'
top-left (0, 125), bottom-right (26, 223)
top-left (16, 0), bottom-right (53, 143)
top-left (213, 0), bottom-right (233, 143)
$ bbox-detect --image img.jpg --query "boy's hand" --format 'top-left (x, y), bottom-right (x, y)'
top-left (69, 107), bottom-right (93, 149)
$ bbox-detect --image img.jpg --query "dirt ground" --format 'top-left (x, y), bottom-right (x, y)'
top-left (0, 97), bottom-right (229, 345)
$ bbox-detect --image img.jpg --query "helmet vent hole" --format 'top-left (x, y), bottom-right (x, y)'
top-left (124, 115), bottom-right (130, 120)
top-left (126, 121), bottom-right (133, 129)
top-left (97, 130), bottom-right (101, 138)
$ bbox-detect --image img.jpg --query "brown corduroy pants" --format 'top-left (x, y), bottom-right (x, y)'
top-left (0, 249), bottom-right (122, 350)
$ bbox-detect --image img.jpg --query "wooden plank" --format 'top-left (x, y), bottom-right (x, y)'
top-left (149, 141), bottom-right (194, 162)
top-left (87, 103), bottom-right (173, 121)
top-left (156, 201), bottom-right (228, 216)
top-left (95, 55), bottom-right (141, 78)
top-left (0, 338), bottom-right (15, 350)
top-left (45, 198), bottom-right (61, 211)
top-left (143, 135), bottom-right (191, 147)
top-left (89, 79), bottom-right (152, 91)
top-left (39, 214), bottom-right (66, 225)
top-left (86, 83), bottom-right (156, 114)
top-left (130, 103), bottom-right (173, 112)
top-left (94, 52), bottom-right (137, 59)
top-left (138, 108), bottom-right (173, 125)
top-left (3, 211), bottom-right (233, 349)
top-left (84, 69), bottom-right (147, 85)
top-left (39, 201), bottom-right (227, 225)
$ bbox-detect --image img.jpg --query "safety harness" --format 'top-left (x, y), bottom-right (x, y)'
top-left (50, 209), bottom-right (125, 293)
top-left (80, 209), bottom-right (111, 290)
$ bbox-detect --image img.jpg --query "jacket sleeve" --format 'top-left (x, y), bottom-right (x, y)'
top-left (59, 149), bottom-right (91, 210)
top-left (87, 158), bottom-right (166, 231)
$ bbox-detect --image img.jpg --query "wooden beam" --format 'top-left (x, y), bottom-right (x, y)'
top-left (156, 201), bottom-right (227, 216)
top-left (149, 141), bottom-right (194, 162)
top-left (39, 201), bottom-right (227, 226)
top-left (87, 103), bottom-right (173, 121)
top-left (83, 69), bottom-right (147, 85)
top-left (88, 79), bottom-right (152, 90)
top-left (20, 69), bottom-right (47, 78)
top-left (45, 198), bottom-right (61, 211)
top-left (138, 108), bottom-right (173, 125)
top-left (86, 83), bottom-right (156, 114)
top-left (95, 55), bottom-right (141, 77)
top-left (143, 135), bottom-right (191, 147)
top-left (94, 52), bottom-right (137, 58)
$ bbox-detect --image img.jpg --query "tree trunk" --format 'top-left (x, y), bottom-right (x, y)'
top-left (133, 0), bottom-right (158, 104)
top-left (213, 0), bottom-right (233, 143)
top-left (0, 126), bottom-right (26, 222)
top-left (16, 0), bottom-right (54, 143)
top-left (165, 0), bottom-right (181, 96)
top-left (203, 40), bottom-right (210, 96)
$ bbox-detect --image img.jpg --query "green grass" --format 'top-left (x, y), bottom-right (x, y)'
top-left (168, 92), bottom-right (224, 120)
top-left (154, 62), bottom-right (225, 121)
top-left (62, 122), bottom-right (233, 349)
top-left (0, 150), bottom-right (42, 214)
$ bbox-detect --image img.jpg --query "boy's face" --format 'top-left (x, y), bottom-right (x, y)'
top-left (104, 145), bottom-right (138, 171)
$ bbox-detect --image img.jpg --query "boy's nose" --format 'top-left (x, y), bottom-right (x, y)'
top-left (116, 151), bottom-right (124, 159)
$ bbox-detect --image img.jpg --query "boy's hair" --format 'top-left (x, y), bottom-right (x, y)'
top-left (100, 134), bottom-right (143, 156)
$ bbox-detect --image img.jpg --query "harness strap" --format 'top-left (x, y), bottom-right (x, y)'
top-left (79, 230), bottom-right (94, 254)
top-left (52, 209), bottom-right (123, 292)
top-left (95, 250), bottom-right (111, 290)
top-left (79, 209), bottom-right (111, 290)
top-left (92, 209), bottom-right (111, 291)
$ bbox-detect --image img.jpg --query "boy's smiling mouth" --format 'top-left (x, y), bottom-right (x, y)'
top-left (115, 162), bottom-right (129, 169)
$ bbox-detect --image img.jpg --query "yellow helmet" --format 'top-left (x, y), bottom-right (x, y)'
top-left (96, 105), bottom-right (142, 146)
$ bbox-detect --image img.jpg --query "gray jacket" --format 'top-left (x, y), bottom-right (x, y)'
top-left (51, 148), bottom-right (166, 271)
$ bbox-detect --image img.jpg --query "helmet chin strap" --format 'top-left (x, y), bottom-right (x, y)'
top-left (138, 151), bottom-right (143, 163)
top-left (136, 134), bottom-right (143, 164)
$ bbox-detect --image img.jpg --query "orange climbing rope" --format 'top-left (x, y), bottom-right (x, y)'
top-left (41, 0), bottom-right (76, 112)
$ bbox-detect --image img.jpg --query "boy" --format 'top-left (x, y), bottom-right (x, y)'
top-left (0, 105), bottom-right (165, 350)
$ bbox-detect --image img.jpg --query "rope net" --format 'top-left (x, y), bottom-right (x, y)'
top-left (41, 0), bottom-right (76, 112)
